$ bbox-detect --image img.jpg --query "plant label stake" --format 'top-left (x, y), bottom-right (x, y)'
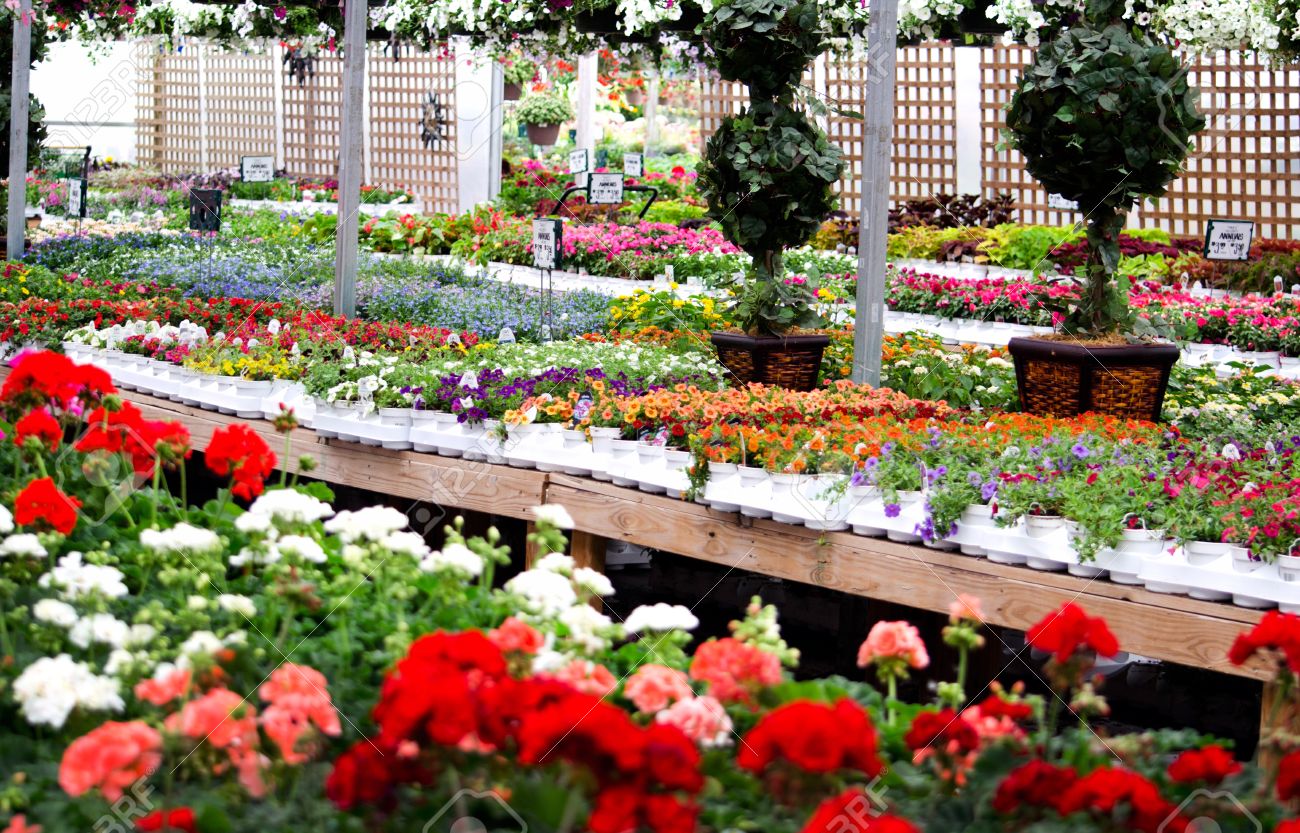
top-left (569, 148), bottom-right (590, 175)
top-left (532, 218), bottom-right (562, 342)
top-left (1204, 219), bottom-right (1254, 261)
top-left (588, 172), bottom-right (625, 205)
top-left (64, 177), bottom-right (87, 233)
top-left (1047, 193), bottom-right (1078, 211)
top-left (623, 152), bottom-right (643, 177)
top-left (240, 155), bottom-right (275, 183)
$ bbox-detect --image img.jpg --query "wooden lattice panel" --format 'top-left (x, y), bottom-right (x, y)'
top-left (282, 50), bottom-right (345, 178)
top-left (134, 42), bottom-right (203, 173)
top-left (205, 48), bottom-right (278, 171)
top-left (826, 44), bottom-right (957, 215)
top-left (697, 69), bottom-right (747, 151)
top-left (367, 46), bottom-right (459, 214)
top-left (1144, 52), bottom-right (1300, 240)
top-left (979, 44), bottom-right (1079, 227)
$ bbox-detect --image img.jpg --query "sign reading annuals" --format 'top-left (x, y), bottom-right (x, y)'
top-left (532, 217), bottom-right (562, 270)
top-left (240, 155), bottom-right (275, 183)
top-left (1204, 219), bottom-right (1254, 261)
top-left (589, 172), bottom-right (625, 205)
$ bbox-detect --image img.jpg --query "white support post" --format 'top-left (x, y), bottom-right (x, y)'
top-left (333, 0), bottom-right (367, 318)
top-left (851, 0), bottom-right (898, 387)
top-left (487, 59), bottom-right (504, 201)
top-left (576, 51), bottom-right (597, 150)
top-left (644, 74), bottom-right (659, 155)
top-left (7, 0), bottom-right (31, 260)
top-left (953, 48), bottom-right (981, 196)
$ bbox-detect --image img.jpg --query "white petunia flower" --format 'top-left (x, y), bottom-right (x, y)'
top-left (13, 654), bottom-right (124, 728)
top-left (623, 603), bottom-right (700, 634)
top-left (32, 598), bottom-right (78, 628)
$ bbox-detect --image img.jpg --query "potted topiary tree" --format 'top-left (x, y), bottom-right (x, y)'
top-left (516, 90), bottom-right (575, 147)
top-left (697, 0), bottom-right (846, 391)
top-left (1003, 0), bottom-right (1204, 421)
top-left (501, 56), bottom-right (536, 102)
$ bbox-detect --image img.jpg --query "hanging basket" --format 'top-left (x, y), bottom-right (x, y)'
top-left (503, 82), bottom-right (522, 101)
top-left (626, 88), bottom-right (645, 106)
top-left (661, 4), bottom-right (704, 31)
top-left (1007, 337), bottom-right (1180, 422)
top-left (709, 332), bottom-right (829, 392)
top-left (526, 123), bottom-right (562, 146)
top-left (956, 1), bottom-right (1002, 35)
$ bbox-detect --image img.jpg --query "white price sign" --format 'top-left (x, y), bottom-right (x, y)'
top-left (240, 155), bottom-right (276, 182)
top-left (569, 148), bottom-right (590, 175)
top-left (623, 152), bottom-right (643, 177)
top-left (589, 172), bottom-right (625, 205)
top-left (1204, 219), bottom-right (1254, 261)
top-left (532, 218), bottom-right (562, 270)
top-left (65, 178), bottom-right (86, 218)
top-left (1047, 193), bottom-right (1078, 211)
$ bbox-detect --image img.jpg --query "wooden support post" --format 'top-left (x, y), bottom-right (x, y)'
top-left (332, 0), bottom-right (367, 318)
top-left (851, 0), bottom-right (898, 387)
top-left (570, 530), bottom-right (607, 573)
top-left (1259, 678), bottom-right (1296, 766)
top-left (6, 0), bottom-right (32, 261)
top-left (524, 521), bottom-right (540, 568)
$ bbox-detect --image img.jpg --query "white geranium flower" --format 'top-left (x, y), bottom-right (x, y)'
top-left (139, 523), bottom-right (221, 554)
top-left (178, 630), bottom-right (224, 659)
top-left (32, 598), bottom-right (78, 628)
top-left (573, 566), bottom-right (614, 598)
top-left (69, 613), bottom-right (131, 649)
top-left (324, 506), bottom-right (410, 543)
top-left (420, 542), bottom-right (483, 577)
top-left (217, 594), bottom-right (257, 617)
top-left (235, 512), bottom-right (273, 534)
top-left (0, 533), bottom-right (47, 559)
top-left (187, 595), bottom-right (208, 610)
top-left (0, 504), bottom-right (13, 534)
top-left (278, 534), bottom-right (327, 564)
top-left (559, 604), bottom-right (615, 654)
top-left (379, 530), bottom-right (432, 559)
top-left (244, 490), bottom-right (334, 525)
top-left (532, 504), bottom-right (575, 529)
top-left (39, 553), bottom-right (128, 599)
top-left (534, 553), bottom-right (574, 575)
top-left (623, 603), bottom-right (700, 634)
top-left (13, 654), bottom-right (124, 728)
top-left (505, 570), bottom-right (578, 618)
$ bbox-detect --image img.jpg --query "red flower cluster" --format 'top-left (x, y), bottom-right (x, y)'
top-left (738, 699), bottom-right (882, 777)
top-left (14, 408), bottom-right (62, 451)
top-left (1228, 611), bottom-right (1300, 674)
top-left (205, 424), bottom-right (276, 500)
top-left (1026, 603), bottom-right (1119, 663)
top-left (904, 708), bottom-right (979, 755)
top-left (327, 631), bottom-right (703, 833)
top-left (974, 693), bottom-right (1033, 722)
top-left (14, 477), bottom-right (81, 535)
top-left (1277, 750), bottom-right (1300, 801)
top-left (1166, 745), bottom-right (1241, 786)
top-left (135, 808), bottom-right (196, 833)
top-left (800, 790), bottom-right (919, 833)
top-left (0, 350), bottom-right (114, 413)
top-left (77, 402), bottom-right (191, 477)
top-left (994, 763), bottom-right (1185, 833)
top-left (688, 637), bottom-right (783, 703)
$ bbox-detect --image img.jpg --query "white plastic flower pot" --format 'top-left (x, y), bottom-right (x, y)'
top-left (1183, 540), bottom-right (1233, 567)
top-left (1024, 514), bottom-right (1063, 539)
top-left (1116, 527), bottom-right (1172, 557)
top-left (957, 503), bottom-right (994, 557)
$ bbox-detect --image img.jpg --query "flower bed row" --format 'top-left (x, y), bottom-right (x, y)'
top-left (4, 349), bottom-right (1300, 833)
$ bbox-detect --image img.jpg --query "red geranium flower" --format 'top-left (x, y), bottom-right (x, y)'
top-left (136, 808), bottom-right (196, 833)
top-left (1228, 611), bottom-right (1300, 675)
top-left (904, 708), bottom-right (980, 755)
top-left (1026, 602), bottom-right (1119, 663)
top-left (1167, 745), bottom-right (1241, 785)
top-left (205, 423), bottom-right (277, 500)
top-left (14, 477), bottom-right (81, 535)
top-left (14, 407), bottom-right (62, 451)
top-left (992, 760), bottom-right (1077, 815)
top-left (974, 693), bottom-right (1034, 722)
top-left (1277, 750), bottom-right (1300, 800)
top-left (1057, 767), bottom-right (1185, 833)
top-left (801, 790), bottom-right (920, 833)
top-left (0, 350), bottom-right (114, 411)
top-left (738, 699), bottom-right (882, 777)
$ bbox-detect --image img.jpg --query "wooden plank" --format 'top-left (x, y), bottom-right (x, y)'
top-left (118, 392), bottom-right (547, 520)
top-left (545, 475), bottom-right (1271, 682)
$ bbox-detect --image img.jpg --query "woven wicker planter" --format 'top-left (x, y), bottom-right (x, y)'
top-left (1007, 337), bottom-right (1180, 422)
top-left (710, 332), bottom-right (829, 392)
